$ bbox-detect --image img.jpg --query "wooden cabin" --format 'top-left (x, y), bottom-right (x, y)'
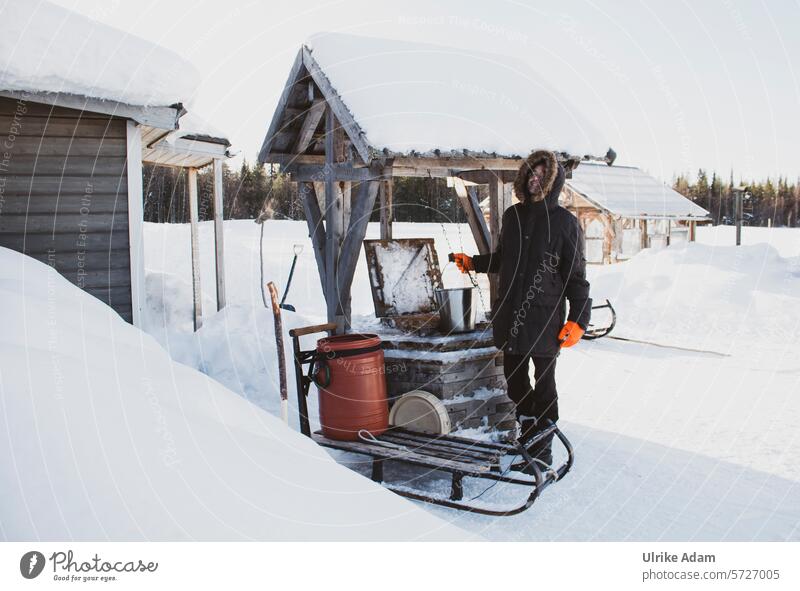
top-left (559, 163), bottom-right (710, 264)
top-left (258, 32), bottom-right (615, 331)
top-left (0, 3), bottom-right (231, 329)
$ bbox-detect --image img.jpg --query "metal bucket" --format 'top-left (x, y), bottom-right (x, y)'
top-left (435, 287), bottom-right (477, 333)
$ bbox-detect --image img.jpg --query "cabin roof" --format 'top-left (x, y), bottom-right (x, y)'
top-left (566, 163), bottom-right (710, 220)
top-left (259, 32), bottom-right (612, 166)
top-left (0, 0), bottom-right (199, 108)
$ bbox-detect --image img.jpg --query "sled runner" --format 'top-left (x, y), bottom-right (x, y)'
top-left (581, 299), bottom-right (617, 340)
top-left (289, 323), bottom-right (574, 516)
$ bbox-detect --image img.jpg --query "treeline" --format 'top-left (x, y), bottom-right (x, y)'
top-left (143, 161), bottom-right (800, 228)
top-left (142, 160), bottom-right (467, 224)
top-left (673, 170), bottom-right (800, 227)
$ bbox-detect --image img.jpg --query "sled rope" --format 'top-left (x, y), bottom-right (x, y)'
top-left (358, 430), bottom-right (410, 454)
top-left (606, 335), bottom-right (731, 357)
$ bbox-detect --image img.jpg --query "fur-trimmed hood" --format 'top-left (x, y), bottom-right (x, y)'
top-left (513, 150), bottom-right (564, 205)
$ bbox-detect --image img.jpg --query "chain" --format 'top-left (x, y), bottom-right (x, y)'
top-left (439, 220), bottom-right (489, 318)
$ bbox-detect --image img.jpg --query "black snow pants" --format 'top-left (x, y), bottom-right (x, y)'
top-left (503, 353), bottom-right (559, 424)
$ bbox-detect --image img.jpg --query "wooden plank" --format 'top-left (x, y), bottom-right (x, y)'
top-left (311, 433), bottom-right (493, 474)
top-left (0, 194), bottom-right (127, 215)
top-left (1, 175), bottom-right (126, 195)
top-left (0, 116), bottom-right (126, 138)
top-left (125, 120), bottom-right (144, 327)
top-left (291, 99), bottom-right (326, 154)
top-left (0, 212), bottom-right (128, 234)
top-left (452, 177), bottom-right (491, 255)
top-left (212, 158), bottom-right (226, 311)
top-left (39, 249), bottom-right (131, 271)
top-left (188, 167), bottom-right (202, 331)
top-left (323, 106), bottom-right (344, 328)
top-left (302, 47), bottom-right (372, 165)
top-left (379, 179), bottom-right (393, 240)
top-left (342, 181), bottom-right (352, 232)
top-left (257, 48), bottom-right (305, 163)
top-left (287, 162), bottom-right (389, 182)
top-left (299, 182), bottom-right (327, 292)
top-left (0, 230), bottom-right (129, 253)
top-left (288, 322), bottom-right (337, 338)
top-left (7, 136), bottom-right (127, 156)
top-left (457, 169), bottom-right (517, 184)
top-left (0, 155), bottom-right (127, 176)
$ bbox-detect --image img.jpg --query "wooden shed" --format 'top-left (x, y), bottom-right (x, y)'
top-left (559, 163), bottom-right (710, 264)
top-left (258, 32), bottom-right (614, 331)
top-left (0, 2), bottom-right (231, 328)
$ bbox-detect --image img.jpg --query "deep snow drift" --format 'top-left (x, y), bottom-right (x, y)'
top-left (142, 220), bottom-right (799, 540)
top-left (0, 246), bottom-right (469, 541)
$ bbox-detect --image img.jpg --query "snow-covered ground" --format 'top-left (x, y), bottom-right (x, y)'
top-left (140, 220), bottom-right (800, 541)
top-left (0, 245), bottom-right (470, 541)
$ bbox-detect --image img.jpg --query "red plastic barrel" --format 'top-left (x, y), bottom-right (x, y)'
top-left (315, 333), bottom-right (388, 441)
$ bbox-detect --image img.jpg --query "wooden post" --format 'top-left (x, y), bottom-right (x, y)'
top-left (689, 220), bottom-right (696, 242)
top-left (324, 107), bottom-right (344, 330)
top-left (640, 219), bottom-right (648, 250)
top-left (212, 158), bottom-right (226, 311)
top-left (380, 179), bottom-right (393, 240)
top-left (487, 176), bottom-right (510, 302)
top-left (666, 220), bottom-right (671, 246)
top-left (188, 167), bottom-right (202, 331)
top-left (342, 181), bottom-right (352, 232)
top-left (300, 182), bottom-right (327, 293)
top-left (452, 177), bottom-right (490, 254)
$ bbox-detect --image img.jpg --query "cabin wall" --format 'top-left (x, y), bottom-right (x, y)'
top-left (0, 97), bottom-right (133, 321)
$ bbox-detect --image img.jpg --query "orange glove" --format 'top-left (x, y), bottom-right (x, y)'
top-left (558, 321), bottom-right (584, 348)
top-left (452, 253), bottom-right (474, 273)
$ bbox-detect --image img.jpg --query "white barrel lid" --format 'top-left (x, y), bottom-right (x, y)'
top-left (389, 390), bottom-right (451, 435)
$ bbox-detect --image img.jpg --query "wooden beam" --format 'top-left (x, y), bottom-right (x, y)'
top-left (302, 47), bottom-right (372, 165)
top-left (379, 179), bottom-right (393, 240)
top-left (212, 158), bottom-right (226, 311)
top-left (640, 219), bottom-right (648, 250)
top-left (457, 169), bottom-right (517, 184)
top-left (258, 48), bottom-right (305, 163)
top-left (342, 181), bottom-right (352, 231)
top-left (188, 167), bottom-right (202, 331)
top-left (324, 107), bottom-right (344, 329)
top-left (288, 162), bottom-right (390, 182)
top-left (452, 177), bottom-right (490, 255)
top-left (291, 99), bottom-right (326, 154)
top-left (125, 121), bottom-right (146, 327)
top-left (300, 182), bottom-right (326, 291)
top-left (337, 180), bottom-right (381, 329)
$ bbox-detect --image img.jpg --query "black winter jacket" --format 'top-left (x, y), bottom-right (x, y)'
top-left (472, 153), bottom-right (591, 357)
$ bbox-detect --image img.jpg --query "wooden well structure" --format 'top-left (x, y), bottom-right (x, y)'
top-left (258, 35), bottom-right (614, 332)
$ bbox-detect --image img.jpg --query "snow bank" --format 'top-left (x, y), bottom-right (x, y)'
top-left (0, 1), bottom-right (199, 107)
top-left (0, 246), bottom-right (468, 541)
top-left (306, 32), bottom-right (608, 158)
top-left (588, 240), bottom-right (800, 354)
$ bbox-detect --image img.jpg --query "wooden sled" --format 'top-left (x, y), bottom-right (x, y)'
top-left (290, 323), bottom-right (574, 516)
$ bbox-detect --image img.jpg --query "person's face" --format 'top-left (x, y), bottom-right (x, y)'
top-left (527, 163), bottom-right (546, 194)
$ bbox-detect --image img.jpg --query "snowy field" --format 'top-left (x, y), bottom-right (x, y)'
top-left (139, 220), bottom-right (800, 541)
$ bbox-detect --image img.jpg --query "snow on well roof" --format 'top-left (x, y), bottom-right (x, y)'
top-left (0, 0), bottom-right (200, 108)
top-left (567, 163), bottom-right (710, 219)
top-left (303, 32), bottom-right (610, 159)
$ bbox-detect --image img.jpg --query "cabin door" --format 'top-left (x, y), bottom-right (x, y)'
top-left (584, 218), bottom-right (605, 264)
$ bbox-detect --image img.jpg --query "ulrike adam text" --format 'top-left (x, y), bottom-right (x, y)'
top-left (643, 552), bottom-right (716, 563)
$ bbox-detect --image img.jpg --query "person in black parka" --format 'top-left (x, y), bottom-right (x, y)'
top-left (452, 150), bottom-right (591, 464)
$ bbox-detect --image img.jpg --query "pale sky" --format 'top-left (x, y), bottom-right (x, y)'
top-left (51, 0), bottom-right (800, 182)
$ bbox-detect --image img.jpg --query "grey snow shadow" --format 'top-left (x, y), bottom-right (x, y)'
top-left (327, 423), bottom-right (800, 541)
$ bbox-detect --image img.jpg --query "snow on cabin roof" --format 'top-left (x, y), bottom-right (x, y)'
top-left (302, 32), bottom-right (610, 159)
top-left (567, 163), bottom-right (710, 220)
top-left (0, 0), bottom-right (200, 109)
